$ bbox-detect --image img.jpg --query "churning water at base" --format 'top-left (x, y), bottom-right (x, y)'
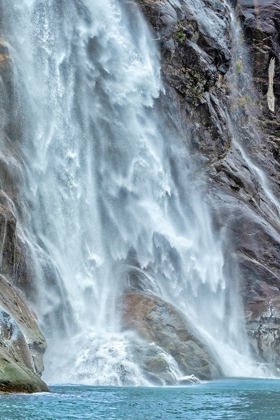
top-left (0, 0), bottom-right (265, 384)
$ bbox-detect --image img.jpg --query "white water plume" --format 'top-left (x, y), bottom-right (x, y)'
top-left (0, 0), bottom-right (263, 384)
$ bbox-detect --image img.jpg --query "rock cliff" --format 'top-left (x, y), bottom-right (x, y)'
top-left (0, 42), bottom-right (48, 393)
top-left (0, 275), bottom-right (49, 393)
top-left (134, 0), bottom-right (280, 374)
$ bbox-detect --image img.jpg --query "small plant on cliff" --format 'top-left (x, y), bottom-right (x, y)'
top-left (235, 58), bottom-right (243, 75)
top-left (176, 30), bottom-right (186, 44)
top-left (245, 94), bottom-right (253, 106)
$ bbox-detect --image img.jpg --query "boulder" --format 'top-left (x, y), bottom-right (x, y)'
top-left (0, 308), bottom-right (49, 393)
top-left (119, 292), bottom-right (220, 382)
top-left (0, 275), bottom-right (47, 376)
top-left (246, 294), bottom-right (280, 373)
top-left (0, 274), bottom-right (49, 393)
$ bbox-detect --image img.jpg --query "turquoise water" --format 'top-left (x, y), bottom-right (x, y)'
top-left (1, 379), bottom-right (280, 419)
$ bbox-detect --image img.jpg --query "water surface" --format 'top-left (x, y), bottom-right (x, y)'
top-left (1, 379), bottom-right (280, 419)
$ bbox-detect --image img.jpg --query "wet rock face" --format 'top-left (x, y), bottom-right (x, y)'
top-left (137, 0), bottom-right (232, 83)
top-left (0, 308), bottom-right (49, 393)
top-left (0, 45), bottom-right (48, 392)
top-left (120, 293), bottom-right (220, 382)
top-left (139, 0), bottom-right (280, 370)
top-left (236, 0), bottom-right (280, 190)
top-left (0, 275), bottom-right (47, 376)
top-left (135, 0), bottom-right (234, 158)
top-left (244, 293), bottom-right (280, 374)
top-left (237, 0), bottom-right (280, 114)
top-left (229, 0), bottom-right (280, 368)
top-left (0, 193), bottom-right (48, 391)
top-left (0, 275), bottom-right (49, 393)
top-left (0, 39), bottom-right (33, 297)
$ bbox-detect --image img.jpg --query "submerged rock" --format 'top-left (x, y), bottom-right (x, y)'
top-left (120, 293), bottom-right (220, 382)
top-left (178, 374), bottom-right (201, 385)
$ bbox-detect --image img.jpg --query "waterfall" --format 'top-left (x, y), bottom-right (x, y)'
top-left (0, 0), bottom-right (263, 385)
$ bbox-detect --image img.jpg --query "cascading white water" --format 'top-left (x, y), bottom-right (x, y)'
top-left (0, 0), bottom-right (262, 384)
